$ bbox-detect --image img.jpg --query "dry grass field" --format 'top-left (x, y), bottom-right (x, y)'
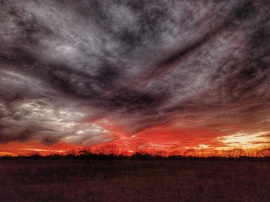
top-left (0, 158), bottom-right (270, 202)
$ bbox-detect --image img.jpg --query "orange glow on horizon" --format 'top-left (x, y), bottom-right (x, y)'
top-left (1, 126), bottom-right (270, 157)
top-left (0, 141), bottom-right (84, 157)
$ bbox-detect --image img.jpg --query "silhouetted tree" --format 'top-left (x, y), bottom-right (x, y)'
top-left (257, 148), bottom-right (270, 157)
top-left (183, 149), bottom-right (196, 157)
top-left (225, 148), bottom-right (245, 158)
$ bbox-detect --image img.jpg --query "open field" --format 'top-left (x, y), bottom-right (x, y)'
top-left (0, 158), bottom-right (270, 202)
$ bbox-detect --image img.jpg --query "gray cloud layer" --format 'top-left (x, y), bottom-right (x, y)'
top-left (1, 0), bottom-right (270, 146)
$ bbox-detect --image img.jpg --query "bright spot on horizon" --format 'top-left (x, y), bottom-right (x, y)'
top-left (218, 131), bottom-right (270, 149)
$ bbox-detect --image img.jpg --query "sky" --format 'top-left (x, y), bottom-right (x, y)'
top-left (1, 0), bottom-right (270, 156)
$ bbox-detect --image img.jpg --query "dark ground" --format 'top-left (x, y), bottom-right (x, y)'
top-left (0, 158), bottom-right (269, 202)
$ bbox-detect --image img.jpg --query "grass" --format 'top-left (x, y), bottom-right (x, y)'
top-left (0, 158), bottom-right (269, 202)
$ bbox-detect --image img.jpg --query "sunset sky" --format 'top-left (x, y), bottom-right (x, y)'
top-left (1, 0), bottom-right (270, 156)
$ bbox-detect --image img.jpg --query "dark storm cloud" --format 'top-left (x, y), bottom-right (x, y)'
top-left (1, 0), bottom-right (270, 145)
